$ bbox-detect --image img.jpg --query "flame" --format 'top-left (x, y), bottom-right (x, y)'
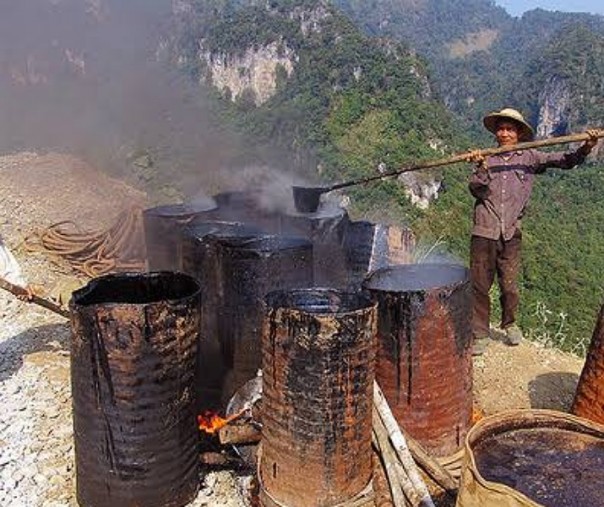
top-left (197, 410), bottom-right (237, 434)
top-left (472, 406), bottom-right (485, 424)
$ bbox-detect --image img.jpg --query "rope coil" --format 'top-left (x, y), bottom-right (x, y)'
top-left (24, 207), bottom-right (147, 278)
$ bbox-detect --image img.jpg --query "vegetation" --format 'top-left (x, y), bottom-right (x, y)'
top-left (173, 0), bottom-right (604, 353)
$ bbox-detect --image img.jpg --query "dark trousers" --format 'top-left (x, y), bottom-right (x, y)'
top-left (470, 231), bottom-right (522, 338)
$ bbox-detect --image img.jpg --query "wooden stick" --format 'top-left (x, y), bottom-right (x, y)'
top-left (405, 433), bottom-right (458, 496)
top-left (218, 420), bottom-right (261, 445)
top-left (373, 412), bottom-right (412, 507)
top-left (0, 276), bottom-right (70, 318)
top-left (327, 129), bottom-right (604, 192)
top-left (374, 381), bottom-right (435, 507)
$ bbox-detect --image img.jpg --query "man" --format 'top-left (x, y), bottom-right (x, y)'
top-left (0, 235), bottom-right (35, 301)
top-left (468, 108), bottom-right (599, 355)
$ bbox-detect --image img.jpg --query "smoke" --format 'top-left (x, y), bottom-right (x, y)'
top-left (0, 0), bottom-right (259, 199)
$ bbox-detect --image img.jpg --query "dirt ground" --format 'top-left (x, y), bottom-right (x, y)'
top-left (0, 151), bottom-right (588, 506)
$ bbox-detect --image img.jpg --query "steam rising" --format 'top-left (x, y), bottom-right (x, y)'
top-left (0, 0), bottom-right (305, 203)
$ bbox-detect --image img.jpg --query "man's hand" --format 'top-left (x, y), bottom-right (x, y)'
top-left (582, 129), bottom-right (600, 154)
top-left (16, 284), bottom-right (43, 302)
top-left (466, 150), bottom-right (488, 172)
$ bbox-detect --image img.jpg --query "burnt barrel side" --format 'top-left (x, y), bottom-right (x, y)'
top-left (364, 263), bottom-right (473, 457)
top-left (181, 222), bottom-right (260, 409)
top-left (572, 303), bottom-right (604, 425)
top-left (70, 272), bottom-right (201, 507)
top-left (260, 289), bottom-right (377, 507)
top-left (221, 236), bottom-right (313, 399)
top-left (279, 204), bottom-right (349, 288)
top-left (143, 202), bottom-right (216, 271)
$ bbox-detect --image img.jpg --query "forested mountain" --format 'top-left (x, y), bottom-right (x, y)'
top-left (1, 0), bottom-right (602, 351)
top-left (333, 0), bottom-right (604, 137)
top-left (170, 0), bottom-right (604, 351)
top-left (173, 0), bottom-right (464, 185)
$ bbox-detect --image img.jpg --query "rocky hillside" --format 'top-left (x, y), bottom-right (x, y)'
top-left (333, 0), bottom-right (604, 139)
top-left (172, 0), bottom-right (463, 210)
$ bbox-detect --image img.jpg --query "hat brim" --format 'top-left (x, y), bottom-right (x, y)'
top-left (483, 113), bottom-right (534, 142)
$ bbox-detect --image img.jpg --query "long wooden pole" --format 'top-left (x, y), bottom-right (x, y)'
top-left (0, 277), bottom-right (70, 318)
top-left (374, 381), bottom-right (435, 507)
top-left (327, 129), bottom-right (604, 192)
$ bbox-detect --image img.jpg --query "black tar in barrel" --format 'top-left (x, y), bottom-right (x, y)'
top-left (69, 272), bottom-right (201, 507)
top-left (143, 202), bottom-right (217, 271)
top-left (221, 235), bottom-right (313, 401)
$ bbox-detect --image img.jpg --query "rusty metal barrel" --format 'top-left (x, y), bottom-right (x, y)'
top-left (70, 272), bottom-right (201, 507)
top-left (363, 263), bottom-right (472, 457)
top-left (344, 221), bottom-right (415, 290)
top-left (279, 204), bottom-right (349, 287)
top-left (260, 289), bottom-right (377, 507)
top-left (181, 221), bottom-right (260, 409)
top-left (572, 303), bottom-right (604, 425)
top-left (221, 236), bottom-right (313, 400)
top-left (143, 202), bottom-right (216, 271)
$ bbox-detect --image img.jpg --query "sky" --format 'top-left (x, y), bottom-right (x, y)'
top-left (495, 0), bottom-right (604, 16)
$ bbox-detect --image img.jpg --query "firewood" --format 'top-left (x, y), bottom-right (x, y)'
top-left (218, 420), bottom-right (261, 445)
top-left (405, 433), bottom-right (458, 496)
top-left (0, 276), bottom-right (70, 318)
top-left (373, 411), bottom-right (416, 507)
top-left (373, 381), bottom-right (435, 507)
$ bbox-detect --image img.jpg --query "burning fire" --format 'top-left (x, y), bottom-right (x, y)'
top-left (197, 410), bottom-right (239, 435)
top-left (472, 406), bottom-right (485, 425)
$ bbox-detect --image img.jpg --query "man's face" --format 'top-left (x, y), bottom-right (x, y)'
top-left (495, 121), bottom-right (520, 146)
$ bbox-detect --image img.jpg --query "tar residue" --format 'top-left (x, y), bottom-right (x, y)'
top-left (260, 289), bottom-right (376, 506)
top-left (365, 263), bottom-right (468, 292)
top-left (70, 272), bottom-right (201, 507)
top-left (475, 428), bottom-right (604, 507)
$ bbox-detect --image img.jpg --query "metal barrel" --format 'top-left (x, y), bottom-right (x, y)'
top-left (143, 202), bottom-right (216, 271)
top-left (572, 303), bottom-right (604, 425)
top-left (343, 221), bottom-right (415, 290)
top-left (260, 289), bottom-right (377, 507)
top-left (180, 221), bottom-right (260, 410)
top-left (279, 204), bottom-right (350, 287)
top-left (363, 263), bottom-right (472, 457)
top-left (213, 190), bottom-right (280, 233)
top-left (221, 235), bottom-right (313, 400)
top-left (70, 272), bottom-right (201, 507)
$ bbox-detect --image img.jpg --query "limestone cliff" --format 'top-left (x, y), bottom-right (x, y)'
top-left (536, 76), bottom-right (571, 138)
top-left (201, 41), bottom-right (297, 106)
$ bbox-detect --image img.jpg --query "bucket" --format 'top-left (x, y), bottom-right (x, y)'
top-left (457, 409), bottom-right (604, 507)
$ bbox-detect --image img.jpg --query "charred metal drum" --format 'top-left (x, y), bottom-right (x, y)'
top-left (279, 203), bottom-right (349, 287)
top-left (260, 289), bottom-right (377, 507)
top-left (364, 263), bottom-right (472, 457)
top-left (181, 221), bottom-right (260, 409)
top-left (213, 190), bottom-right (280, 233)
top-left (344, 221), bottom-right (415, 290)
top-left (70, 272), bottom-right (201, 507)
top-left (457, 410), bottom-right (604, 507)
top-left (572, 303), bottom-right (604, 425)
top-left (143, 201), bottom-right (216, 271)
top-left (221, 236), bottom-right (313, 400)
